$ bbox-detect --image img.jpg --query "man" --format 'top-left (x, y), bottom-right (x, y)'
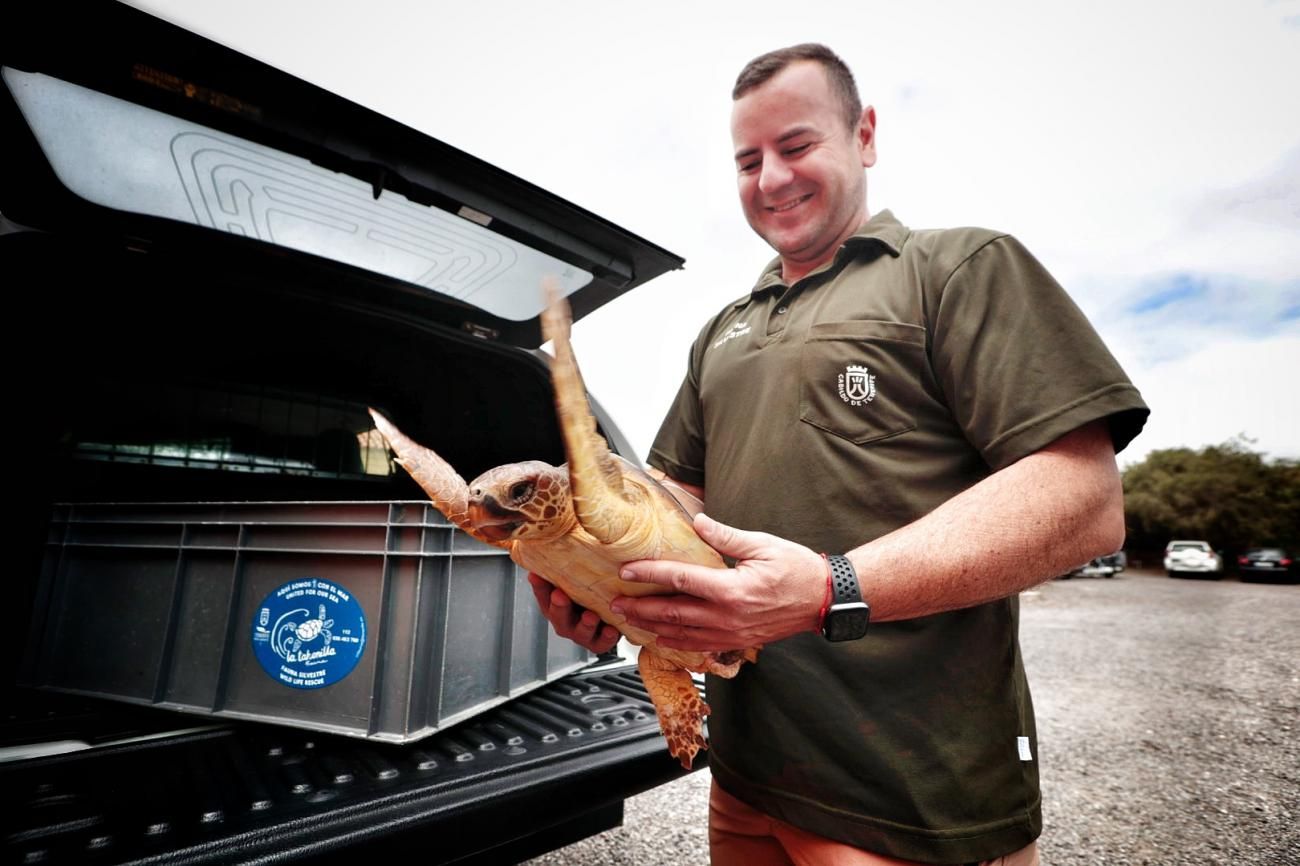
top-left (532, 44), bottom-right (1147, 866)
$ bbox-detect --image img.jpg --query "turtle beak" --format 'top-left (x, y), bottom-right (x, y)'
top-left (468, 497), bottom-right (522, 540)
top-left (478, 522), bottom-right (520, 542)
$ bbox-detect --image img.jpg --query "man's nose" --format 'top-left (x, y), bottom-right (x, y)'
top-left (757, 156), bottom-right (793, 195)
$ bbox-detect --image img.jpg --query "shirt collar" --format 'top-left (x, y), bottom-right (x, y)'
top-left (747, 209), bottom-right (909, 299)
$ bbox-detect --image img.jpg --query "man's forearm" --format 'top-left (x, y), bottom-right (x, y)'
top-left (845, 419), bottom-right (1125, 622)
top-left (647, 467), bottom-right (706, 517)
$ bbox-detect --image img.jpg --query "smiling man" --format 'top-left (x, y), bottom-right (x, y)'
top-left (731, 57), bottom-right (874, 285)
top-left (534, 43), bottom-right (1148, 865)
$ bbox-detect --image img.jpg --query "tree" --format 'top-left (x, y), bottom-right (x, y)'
top-left (1122, 437), bottom-right (1300, 554)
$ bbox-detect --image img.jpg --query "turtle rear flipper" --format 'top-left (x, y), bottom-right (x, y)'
top-left (541, 283), bottom-right (640, 545)
top-left (638, 651), bottom-right (709, 770)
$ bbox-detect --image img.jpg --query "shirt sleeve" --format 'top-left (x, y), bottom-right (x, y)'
top-left (647, 338), bottom-right (709, 488)
top-left (928, 234), bottom-right (1149, 471)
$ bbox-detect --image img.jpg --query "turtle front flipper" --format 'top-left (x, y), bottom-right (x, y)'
top-left (541, 283), bottom-right (639, 545)
top-left (369, 409), bottom-right (503, 548)
top-left (638, 650), bottom-right (709, 770)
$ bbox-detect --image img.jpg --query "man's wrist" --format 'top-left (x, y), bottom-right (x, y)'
top-left (819, 553), bottom-right (870, 641)
top-left (815, 553), bottom-right (834, 633)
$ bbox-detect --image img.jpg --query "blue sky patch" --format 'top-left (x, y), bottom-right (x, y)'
top-left (1100, 272), bottom-right (1300, 366)
top-left (1128, 274), bottom-right (1208, 314)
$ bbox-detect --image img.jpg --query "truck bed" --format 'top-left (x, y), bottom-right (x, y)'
top-left (4, 663), bottom-right (696, 865)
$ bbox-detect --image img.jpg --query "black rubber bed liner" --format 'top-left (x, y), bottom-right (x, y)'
top-left (4, 664), bottom-right (696, 865)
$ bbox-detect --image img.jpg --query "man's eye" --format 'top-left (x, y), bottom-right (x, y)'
top-left (738, 161), bottom-right (759, 174)
top-left (784, 143), bottom-right (810, 157)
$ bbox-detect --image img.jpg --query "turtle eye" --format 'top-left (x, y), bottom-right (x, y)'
top-left (509, 481), bottom-right (535, 503)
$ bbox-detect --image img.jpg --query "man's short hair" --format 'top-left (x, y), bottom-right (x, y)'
top-left (732, 44), bottom-right (862, 133)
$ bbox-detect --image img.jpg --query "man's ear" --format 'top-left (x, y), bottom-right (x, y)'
top-left (858, 105), bottom-right (877, 168)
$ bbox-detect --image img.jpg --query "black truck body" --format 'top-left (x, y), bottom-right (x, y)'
top-left (1, 3), bottom-right (695, 862)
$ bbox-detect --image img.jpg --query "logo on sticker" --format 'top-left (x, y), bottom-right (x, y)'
top-left (251, 578), bottom-right (366, 689)
top-left (837, 364), bottom-right (876, 406)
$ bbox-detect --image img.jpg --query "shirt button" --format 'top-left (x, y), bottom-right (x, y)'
top-left (776, 306), bottom-right (788, 314)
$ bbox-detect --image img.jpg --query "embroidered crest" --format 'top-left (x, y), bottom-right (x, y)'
top-left (837, 364), bottom-right (876, 406)
top-left (712, 321), bottom-right (752, 348)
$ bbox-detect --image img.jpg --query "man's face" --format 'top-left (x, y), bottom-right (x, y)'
top-left (731, 61), bottom-right (876, 282)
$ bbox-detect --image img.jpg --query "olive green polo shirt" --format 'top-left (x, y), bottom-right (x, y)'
top-left (648, 210), bottom-right (1148, 863)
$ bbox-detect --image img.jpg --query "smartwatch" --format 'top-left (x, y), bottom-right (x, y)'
top-left (821, 554), bottom-right (870, 642)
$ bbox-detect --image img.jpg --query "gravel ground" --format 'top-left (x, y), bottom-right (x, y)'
top-left (526, 571), bottom-right (1300, 865)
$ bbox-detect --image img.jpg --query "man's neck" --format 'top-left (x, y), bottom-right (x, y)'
top-left (779, 209), bottom-right (872, 285)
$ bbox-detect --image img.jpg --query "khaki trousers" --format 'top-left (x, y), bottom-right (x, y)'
top-left (709, 781), bottom-right (1041, 866)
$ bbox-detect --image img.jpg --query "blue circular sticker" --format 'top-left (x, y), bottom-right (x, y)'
top-left (251, 578), bottom-right (366, 689)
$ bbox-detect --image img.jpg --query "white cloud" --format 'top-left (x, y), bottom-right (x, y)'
top-left (1120, 333), bottom-right (1300, 465)
top-left (1088, 272), bottom-right (1300, 365)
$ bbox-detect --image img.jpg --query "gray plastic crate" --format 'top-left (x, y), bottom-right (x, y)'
top-left (22, 501), bottom-right (593, 742)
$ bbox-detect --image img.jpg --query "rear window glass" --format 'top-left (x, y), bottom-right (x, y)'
top-left (70, 379), bottom-right (392, 480)
top-left (4, 67), bottom-right (591, 322)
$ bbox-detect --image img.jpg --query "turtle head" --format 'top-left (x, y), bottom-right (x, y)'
top-left (466, 461), bottom-right (574, 542)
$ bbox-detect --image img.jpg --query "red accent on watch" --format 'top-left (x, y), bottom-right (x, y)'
top-left (816, 552), bottom-right (833, 633)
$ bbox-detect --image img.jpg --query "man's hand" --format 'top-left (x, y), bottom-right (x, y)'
top-left (527, 572), bottom-right (621, 654)
top-left (612, 513), bottom-right (827, 652)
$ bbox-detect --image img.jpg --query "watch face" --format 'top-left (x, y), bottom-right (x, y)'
top-left (825, 602), bottom-right (870, 642)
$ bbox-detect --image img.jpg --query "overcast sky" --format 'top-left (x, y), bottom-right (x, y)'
top-left (131, 0), bottom-right (1300, 466)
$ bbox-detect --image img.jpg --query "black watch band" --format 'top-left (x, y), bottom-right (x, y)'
top-left (821, 554), bottom-right (870, 642)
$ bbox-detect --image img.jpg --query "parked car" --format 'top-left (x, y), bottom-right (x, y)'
top-left (3, 3), bottom-right (693, 863)
top-left (1058, 550), bottom-right (1127, 580)
top-left (1100, 550), bottom-right (1127, 573)
top-left (1164, 540), bottom-right (1223, 579)
top-left (1237, 548), bottom-right (1296, 583)
top-left (1060, 557), bottom-right (1117, 579)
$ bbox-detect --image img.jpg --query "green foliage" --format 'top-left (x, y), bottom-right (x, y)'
top-left (1122, 437), bottom-right (1299, 553)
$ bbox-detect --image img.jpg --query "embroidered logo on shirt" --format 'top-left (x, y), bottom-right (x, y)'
top-left (838, 364), bottom-right (876, 406)
top-left (712, 321), bottom-right (751, 348)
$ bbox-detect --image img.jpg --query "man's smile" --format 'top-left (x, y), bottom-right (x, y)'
top-left (768, 194), bottom-right (813, 213)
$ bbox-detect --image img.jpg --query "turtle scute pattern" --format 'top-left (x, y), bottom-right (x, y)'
top-left (368, 284), bottom-right (760, 769)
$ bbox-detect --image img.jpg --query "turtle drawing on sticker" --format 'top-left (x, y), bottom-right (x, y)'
top-left (369, 282), bottom-right (759, 770)
top-left (273, 604), bottom-right (334, 659)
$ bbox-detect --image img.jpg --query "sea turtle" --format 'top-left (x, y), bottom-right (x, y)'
top-left (369, 287), bottom-right (758, 769)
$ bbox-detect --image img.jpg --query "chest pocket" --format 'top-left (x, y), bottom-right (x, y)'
top-left (799, 320), bottom-right (928, 445)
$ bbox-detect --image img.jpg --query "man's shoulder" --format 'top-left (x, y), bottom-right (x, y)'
top-left (849, 211), bottom-right (1009, 265)
top-left (903, 224), bottom-right (1011, 263)
top-left (897, 224), bottom-right (1046, 290)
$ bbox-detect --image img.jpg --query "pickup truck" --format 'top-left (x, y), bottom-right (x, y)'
top-left (2, 3), bottom-right (696, 862)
